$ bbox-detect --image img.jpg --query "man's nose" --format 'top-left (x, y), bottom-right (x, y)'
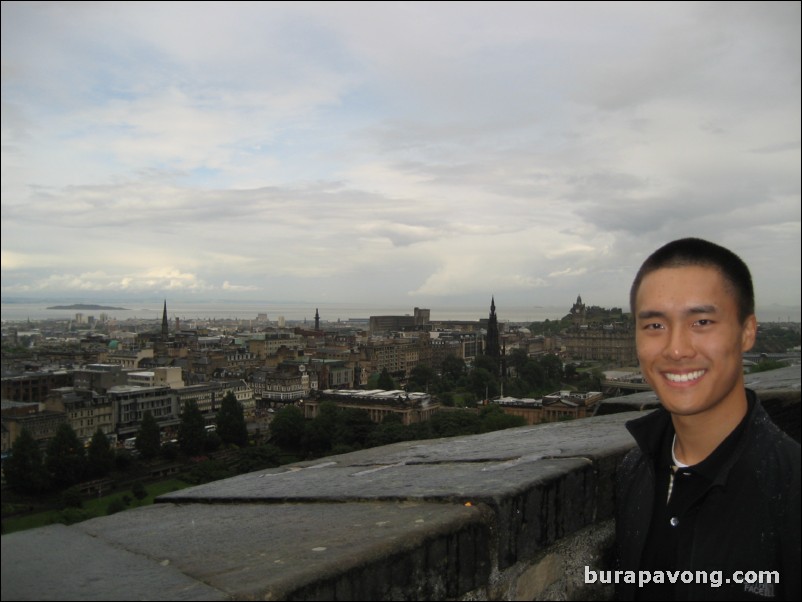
top-left (665, 326), bottom-right (695, 360)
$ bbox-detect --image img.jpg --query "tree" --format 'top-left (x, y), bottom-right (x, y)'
top-left (441, 355), bottom-right (466, 383)
top-left (306, 401), bottom-right (339, 455)
top-left (269, 405), bottom-right (305, 451)
top-left (429, 411), bottom-right (481, 437)
top-left (87, 428), bottom-right (115, 478)
top-left (468, 367), bottom-right (498, 402)
top-left (4, 428), bottom-right (50, 494)
top-left (539, 354), bottom-right (564, 386)
top-left (336, 408), bottom-right (375, 449)
top-left (479, 404), bottom-right (526, 433)
top-left (474, 354), bottom-right (500, 377)
top-left (377, 367), bottom-right (396, 390)
top-left (178, 400), bottom-right (207, 456)
top-left (519, 360), bottom-right (546, 393)
top-left (131, 481), bottom-right (148, 501)
top-left (216, 392), bottom-right (248, 447)
top-left (367, 413), bottom-right (408, 447)
top-left (407, 365), bottom-right (438, 393)
top-left (136, 411), bottom-right (162, 460)
top-left (46, 423), bottom-right (87, 490)
top-left (508, 348), bottom-right (530, 372)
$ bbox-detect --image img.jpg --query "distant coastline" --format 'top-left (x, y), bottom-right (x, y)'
top-left (46, 304), bottom-right (129, 311)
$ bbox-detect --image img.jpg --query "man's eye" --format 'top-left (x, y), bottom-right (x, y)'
top-left (694, 319), bottom-right (713, 326)
top-left (643, 323), bottom-right (664, 330)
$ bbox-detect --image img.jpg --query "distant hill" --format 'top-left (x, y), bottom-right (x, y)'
top-left (46, 304), bottom-right (129, 310)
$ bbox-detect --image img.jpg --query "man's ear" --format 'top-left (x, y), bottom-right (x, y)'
top-left (741, 315), bottom-right (757, 352)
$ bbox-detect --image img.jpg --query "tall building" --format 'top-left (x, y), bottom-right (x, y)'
top-left (485, 297), bottom-right (500, 359)
top-left (314, 308), bottom-right (320, 332)
top-left (161, 300), bottom-right (169, 340)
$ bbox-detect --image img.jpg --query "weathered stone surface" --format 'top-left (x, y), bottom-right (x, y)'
top-left (158, 414), bottom-right (636, 505)
top-left (74, 501), bottom-right (491, 601)
top-left (157, 414), bottom-right (636, 569)
top-left (1, 524), bottom-right (225, 601)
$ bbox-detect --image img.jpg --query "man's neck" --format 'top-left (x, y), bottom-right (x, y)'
top-left (671, 389), bottom-right (749, 466)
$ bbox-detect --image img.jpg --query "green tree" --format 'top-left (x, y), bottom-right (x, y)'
top-left (235, 444), bottom-right (281, 473)
top-left (474, 354), bottom-right (500, 377)
top-left (46, 423), bottom-right (87, 490)
top-left (407, 365), bottom-right (438, 393)
top-left (366, 413), bottom-right (408, 447)
top-left (131, 481), bottom-right (148, 501)
top-left (377, 367), bottom-right (396, 390)
top-left (4, 428), bottom-right (50, 494)
top-left (306, 401), bottom-right (339, 455)
top-left (60, 486), bottom-right (83, 509)
top-left (468, 367), bottom-right (498, 401)
top-left (539, 354), bottom-right (564, 386)
top-left (216, 391), bottom-right (248, 447)
top-left (429, 411), bottom-right (481, 437)
top-left (519, 360), bottom-right (546, 393)
top-left (336, 408), bottom-right (375, 449)
top-left (178, 400), bottom-right (207, 456)
top-left (441, 355), bottom-right (466, 384)
top-left (269, 405), bottom-right (306, 451)
top-left (508, 348), bottom-right (530, 372)
top-left (86, 428), bottom-right (115, 478)
top-left (136, 411), bottom-right (162, 460)
top-left (479, 404), bottom-right (526, 433)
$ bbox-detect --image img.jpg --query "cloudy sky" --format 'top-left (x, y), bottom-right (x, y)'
top-left (2, 1), bottom-right (800, 315)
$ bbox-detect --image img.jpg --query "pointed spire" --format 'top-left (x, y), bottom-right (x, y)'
top-left (161, 300), bottom-right (169, 340)
top-left (485, 296), bottom-right (500, 360)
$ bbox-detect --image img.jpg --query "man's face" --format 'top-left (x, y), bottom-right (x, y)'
top-left (634, 265), bottom-right (756, 420)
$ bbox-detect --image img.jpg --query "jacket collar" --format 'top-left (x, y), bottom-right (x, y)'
top-left (625, 388), bottom-right (763, 486)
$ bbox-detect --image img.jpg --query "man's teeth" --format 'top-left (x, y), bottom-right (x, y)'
top-left (665, 370), bottom-right (705, 383)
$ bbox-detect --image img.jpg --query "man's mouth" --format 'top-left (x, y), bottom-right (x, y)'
top-left (664, 369), bottom-right (706, 383)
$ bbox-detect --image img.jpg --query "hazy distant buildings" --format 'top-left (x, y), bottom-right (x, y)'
top-left (1, 370), bottom-right (73, 404)
top-left (369, 307), bottom-right (430, 335)
top-left (1, 401), bottom-right (67, 453)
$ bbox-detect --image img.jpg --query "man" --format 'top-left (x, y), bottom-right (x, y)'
top-left (616, 238), bottom-right (800, 601)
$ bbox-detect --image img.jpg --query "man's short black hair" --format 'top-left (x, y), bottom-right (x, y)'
top-left (630, 237), bottom-right (755, 323)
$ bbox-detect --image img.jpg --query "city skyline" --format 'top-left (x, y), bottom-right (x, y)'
top-left (2, 2), bottom-right (800, 310)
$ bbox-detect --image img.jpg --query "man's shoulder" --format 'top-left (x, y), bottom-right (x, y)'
top-left (745, 398), bottom-right (801, 464)
top-left (736, 400), bottom-right (800, 506)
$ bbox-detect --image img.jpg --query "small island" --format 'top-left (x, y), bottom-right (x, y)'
top-left (47, 304), bottom-right (129, 310)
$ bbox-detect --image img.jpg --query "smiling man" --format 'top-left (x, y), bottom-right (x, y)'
top-left (616, 238), bottom-right (800, 601)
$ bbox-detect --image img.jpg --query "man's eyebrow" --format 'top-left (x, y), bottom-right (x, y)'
top-left (687, 305), bottom-right (717, 314)
top-left (636, 305), bottom-right (718, 320)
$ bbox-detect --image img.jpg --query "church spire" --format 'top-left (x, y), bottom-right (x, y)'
top-left (161, 300), bottom-right (169, 340)
top-left (485, 296), bottom-right (500, 360)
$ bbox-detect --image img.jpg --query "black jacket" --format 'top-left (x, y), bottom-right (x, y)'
top-left (616, 391), bottom-right (801, 600)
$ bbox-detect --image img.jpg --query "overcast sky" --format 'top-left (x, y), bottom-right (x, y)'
top-left (2, 1), bottom-right (800, 315)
